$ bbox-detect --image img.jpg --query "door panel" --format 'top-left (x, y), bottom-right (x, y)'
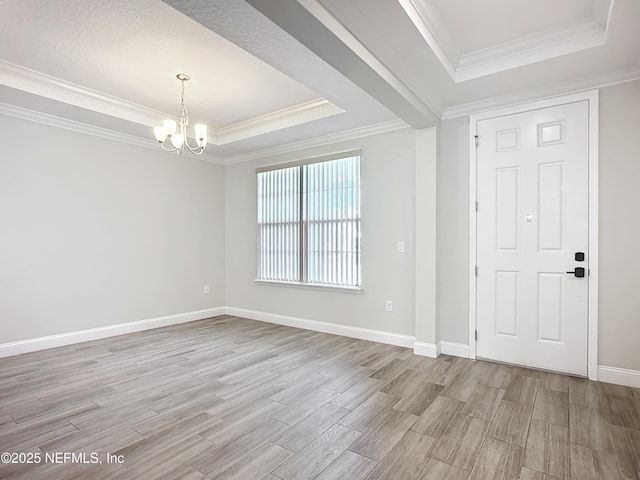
top-left (495, 271), bottom-right (518, 336)
top-left (538, 162), bottom-right (564, 250)
top-left (537, 272), bottom-right (563, 342)
top-left (496, 168), bottom-right (519, 250)
top-left (476, 100), bottom-right (589, 376)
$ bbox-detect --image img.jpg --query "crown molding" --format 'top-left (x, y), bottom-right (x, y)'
top-left (396, 0), bottom-right (459, 79)
top-left (455, 18), bottom-right (608, 82)
top-left (0, 60), bottom-right (348, 147)
top-left (0, 98), bottom-right (404, 166)
top-left (442, 66), bottom-right (640, 120)
top-left (224, 119), bottom-right (409, 165)
top-left (0, 102), bottom-right (224, 164)
top-left (399, 0), bottom-right (614, 83)
top-left (215, 98), bottom-right (345, 145)
top-left (0, 60), bottom-right (167, 126)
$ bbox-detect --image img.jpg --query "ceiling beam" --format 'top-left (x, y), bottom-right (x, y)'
top-left (243, 0), bottom-right (439, 128)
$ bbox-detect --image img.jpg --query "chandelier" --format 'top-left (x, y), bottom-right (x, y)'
top-left (153, 73), bottom-right (208, 155)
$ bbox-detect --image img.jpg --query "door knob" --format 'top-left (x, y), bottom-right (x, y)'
top-left (566, 267), bottom-right (585, 278)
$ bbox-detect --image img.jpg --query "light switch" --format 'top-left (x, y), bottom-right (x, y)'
top-left (397, 241), bottom-right (405, 253)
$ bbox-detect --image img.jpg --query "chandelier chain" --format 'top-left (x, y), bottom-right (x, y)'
top-left (180, 78), bottom-right (189, 125)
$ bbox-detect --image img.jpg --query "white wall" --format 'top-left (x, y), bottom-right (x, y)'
top-left (436, 80), bottom-right (640, 372)
top-left (225, 128), bottom-right (418, 336)
top-left (0, 116), bottom-right (225, 344)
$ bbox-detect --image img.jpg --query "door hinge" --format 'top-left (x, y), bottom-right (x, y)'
top-left (475, 330), bottom-right (478, 341)
top-left (474, 135), bottom-right (479, 148)
top-left (475, 201), bottom-right (479, 212)
top-left (475, 265), bottom-right (478, 277)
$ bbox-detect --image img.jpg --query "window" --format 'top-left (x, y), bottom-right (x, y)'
top-left (257, 151), bottom-right (361, 289)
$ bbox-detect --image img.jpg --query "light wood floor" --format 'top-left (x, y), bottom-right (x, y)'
top-left (1, 315), bottom-right (639, 480)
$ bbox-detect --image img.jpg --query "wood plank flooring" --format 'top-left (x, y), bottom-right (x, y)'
top-left (1, 315), bottom-right (639, 479)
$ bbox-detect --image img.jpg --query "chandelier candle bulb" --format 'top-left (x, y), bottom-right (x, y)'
top-left (163, 119), bottom-right (177, 136)
top-left (154, 126), bottom-right (167, 143)
top-left (153, 73), bottom-right (208, 156)
top-left (170, 133), bottom-right (184, 149)
top-left (195, 123), bottom-right (208, 147)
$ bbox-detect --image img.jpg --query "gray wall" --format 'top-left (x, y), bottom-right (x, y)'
top-left (436, 80), bottom-right (640, 371)
top-left (436, 116), bottom-right (470, 345)
top-left (598, 80), bottom-right (640, 371)
top-left (415, 128), bottom-right (438, 344)
top-left (4, 81), bottom-right (639, 373)
top-left (225, 128), bottom-right (418, 336)
top-left (0, 116), bottom-right (226, 343)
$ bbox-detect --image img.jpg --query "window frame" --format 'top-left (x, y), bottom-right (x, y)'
top-left (255, 150), bottom-right (362, 292)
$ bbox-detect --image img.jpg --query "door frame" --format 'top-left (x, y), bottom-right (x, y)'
top-left (468, 90), bottom-right (599, 380)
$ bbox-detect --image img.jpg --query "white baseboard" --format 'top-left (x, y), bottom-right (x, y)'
top-left (597, 365), bottom-right (640, 388)
top-left (439, 341), bottom-right (470, 358)
top-left (224, 307), bottom-right (416, 349)
top-left (7, 308), bottom-right (636, 390)
top-left (226, 307), bottom-right (470, 360)
top-left (413, 341), bottom-right (439, 358)
top-left (0, 307), bottom-right (225, 358)
top-left (413, 341), bottom-right (469, 359)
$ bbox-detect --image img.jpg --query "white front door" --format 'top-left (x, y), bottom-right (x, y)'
top-left (476, 100), bottom-right (589, 376)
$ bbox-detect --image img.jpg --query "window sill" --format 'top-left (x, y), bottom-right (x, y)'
top-left (254, 279), bottom-right (363, 294)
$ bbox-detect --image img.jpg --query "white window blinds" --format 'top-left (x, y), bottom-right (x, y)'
top-left (257, 151), bottom-right (361, 288)
top-left (257, 165), bottom-right (301, 283)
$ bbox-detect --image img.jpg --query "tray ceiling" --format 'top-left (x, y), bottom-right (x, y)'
top-left (399, 0), bottom-right (614, 81)
top-left (0, 0), bottom-right (638, 161)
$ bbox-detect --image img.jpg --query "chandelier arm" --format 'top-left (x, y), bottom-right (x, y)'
top-left (158, 141), bottom-right (178, 152)
top-left (185, 144), bottom-right (205, 155)
top-left (183, 137), bottom-right (204, 152)
top-left (177, 114), bottom-right (202, 154)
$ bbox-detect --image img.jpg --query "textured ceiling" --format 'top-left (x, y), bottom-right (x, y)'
top-left (0, 0), bottom-right (323, 128)
top-left (0, 0), bottom-right (638, 160)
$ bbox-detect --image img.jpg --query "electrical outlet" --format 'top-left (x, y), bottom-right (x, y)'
top-left (204, 285), bottom-right (210, 294)
top-left (397, 241), bottom-right (405, 253)
top-left (385, 300), bottom-right (393, 312)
